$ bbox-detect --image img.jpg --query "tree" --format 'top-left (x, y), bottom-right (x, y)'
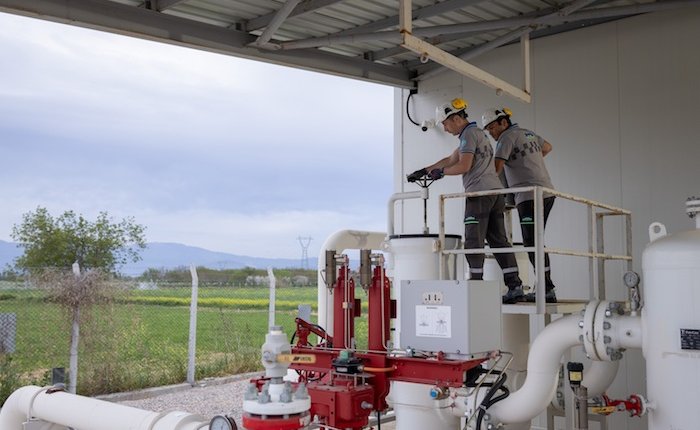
top-left (11, 207), bottom-right (146, 273)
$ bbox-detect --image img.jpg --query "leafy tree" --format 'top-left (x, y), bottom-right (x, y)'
top-left (11, 207), bottom-right (146, 273)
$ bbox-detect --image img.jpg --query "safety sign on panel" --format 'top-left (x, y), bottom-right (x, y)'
top-left (415, 305), bottom-right (451, 338)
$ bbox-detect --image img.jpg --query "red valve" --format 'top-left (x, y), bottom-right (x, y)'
top-left (601, 394), bottom-right (646, 417)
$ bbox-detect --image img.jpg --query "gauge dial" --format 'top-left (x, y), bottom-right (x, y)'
top-left (623, 271), bottom-right (640, 288)
top-left (209, 415), bottom-right (237, 430)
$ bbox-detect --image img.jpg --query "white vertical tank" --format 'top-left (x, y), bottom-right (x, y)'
top-left (386, 233), bottom-right (462, 348)
top-left (385, 233), bottom-right (462, 430)
top-left (641, 198), bottom-right (700, 430)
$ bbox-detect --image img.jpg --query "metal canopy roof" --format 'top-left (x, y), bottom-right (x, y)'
top-left (0, 0), bottom-right (697, 90)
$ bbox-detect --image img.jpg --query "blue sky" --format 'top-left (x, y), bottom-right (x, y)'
top-left (0, 12), bottom-right (394, 259)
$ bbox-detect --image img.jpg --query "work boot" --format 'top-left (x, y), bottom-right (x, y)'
top-left (502, 286), bottom-right (525, 304)
top-left (524, 289), bottom-right (557, 304)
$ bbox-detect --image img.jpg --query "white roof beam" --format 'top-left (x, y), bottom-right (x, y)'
top-left (153, 0), bottom-right (187, 11)
top-left (277, 29), bottom-right (401, 50)
top-left (414, 0), bottom-right (699, 38)
top-left (406, 0), bottom-right (604, 96)
top-left (333, 0), bottom-right (487, 38)
top-left (277, 0), bottom-right (664, 52)
top-left (402, 32), bottom-right (531, 103)
top-left (277, 0), bottom-right (486, 50)
top-left (251, 0), bottom-right (302, 47)
top-left (415, 26), bottom-right (532, 80)
top-left (411, 0), bottom-right (596, 72)
top-left (246, 0), bottom-right (343, 32)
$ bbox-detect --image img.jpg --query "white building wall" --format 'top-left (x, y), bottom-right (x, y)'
top-left (393, 6), bottom-right (700, 430)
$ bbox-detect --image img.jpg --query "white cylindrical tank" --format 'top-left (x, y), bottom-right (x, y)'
top-left (642, 215), bottom-right (700, 430)
top-left (386, 233), bottom-right (461, 348)
top-left (387, 234), bottom-right (462, 283)
top-left (386, 381), bottom-right (459, 430)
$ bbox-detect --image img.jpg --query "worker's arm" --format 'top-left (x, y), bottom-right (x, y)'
top-left (494, 158), bottom-right (506, 174)
top-left (542, 140), bottom-right (552, 156)
top-left (443, 151), bottom-right (474, 176)
top-left (426, 149), bottom-right (460, 171)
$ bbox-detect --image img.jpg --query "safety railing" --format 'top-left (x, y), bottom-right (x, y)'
top-left (437, 186), bottom-right (632, 314)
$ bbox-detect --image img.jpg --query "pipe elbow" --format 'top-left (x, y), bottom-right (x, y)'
top-left (488, 315), bottom-right (582, 424)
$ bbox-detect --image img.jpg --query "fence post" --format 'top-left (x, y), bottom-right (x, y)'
top-left (187, 265), bottom-right (199, 385)
top-left (267, 267), bottom-right (276, 329)
top-left (69, 262), bottom-right (80, 394)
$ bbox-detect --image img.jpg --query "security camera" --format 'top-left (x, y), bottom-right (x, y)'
top-left (421, 119), bottom-right (435, 132)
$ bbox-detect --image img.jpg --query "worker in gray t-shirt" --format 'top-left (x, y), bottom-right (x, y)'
top-left (407, 98), bottom-right (527, 304)
top-left (482, 107), bottom-right (557, 303)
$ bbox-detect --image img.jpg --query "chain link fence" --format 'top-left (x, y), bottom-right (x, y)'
top-left (0, 265), bottom-right (323, 404)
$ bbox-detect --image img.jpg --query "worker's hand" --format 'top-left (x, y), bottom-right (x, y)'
top-left (428, 168), bottom-right (445, 180)
top-left (407, 168), bottom-right (428, 182)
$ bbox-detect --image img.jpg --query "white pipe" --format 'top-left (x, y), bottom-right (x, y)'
top-left (387, 190), bottom-right (426, 236)
top-left (267, 267), bottom-right (276, 329)
top-left (582, 360), bottom-right (619, 397)
top-left (0, 386), bottom-right (209, 430)
top-left (611, 315), bottom-right (643, 350)
top-left (488, 315), bottom-right (582, 424)
top-left (317, 230), bottom-right (387, 332)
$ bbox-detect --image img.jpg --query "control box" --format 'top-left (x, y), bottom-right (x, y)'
top-left (399, 280), bottom-right (501, 355)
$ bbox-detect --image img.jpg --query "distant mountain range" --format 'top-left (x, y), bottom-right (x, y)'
top-left (0, 240), bottom-right (316, 276)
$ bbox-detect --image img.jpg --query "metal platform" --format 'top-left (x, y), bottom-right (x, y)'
top-left (502, 300), bottom-right (587, 315)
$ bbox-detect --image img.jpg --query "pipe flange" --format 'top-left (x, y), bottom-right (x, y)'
top-left (594, 301), bottom-right (614, 361)
top-left (582, 300), bottom-right (601, 360)
top-left (593, 301), bottom-right (626, 361)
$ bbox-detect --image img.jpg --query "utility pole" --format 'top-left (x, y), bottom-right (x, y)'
top-left (297, 236), bottom-right (312, 270)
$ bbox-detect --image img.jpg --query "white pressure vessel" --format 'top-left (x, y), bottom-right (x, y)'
top-left (385, 234), bottom-right (461, 430)
top-left (386, 234), bottom-right (461, 348)
top-left (641, 214), bottom-right (700, 430)
top-left (387, 234), bottom-right (462, 282)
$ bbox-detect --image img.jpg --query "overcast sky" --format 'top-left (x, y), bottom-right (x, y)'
top-left (0, 12), bottom-right (394, 260)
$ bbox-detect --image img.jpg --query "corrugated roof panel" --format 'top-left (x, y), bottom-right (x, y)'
top-left (320, 3), bottom-right (392, 26)
top-left (186, 0), bottom-right (270, 21)
top-left (283, 12), bottom-right (361, 35)
top-left (0, 0), bottom-right (672, 89)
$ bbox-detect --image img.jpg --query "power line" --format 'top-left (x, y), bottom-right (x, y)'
top-left (297, 236), bottom-right (312, 270)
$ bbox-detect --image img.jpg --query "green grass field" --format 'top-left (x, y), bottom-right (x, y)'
top-left (0, 284), bottom-right (370, 402)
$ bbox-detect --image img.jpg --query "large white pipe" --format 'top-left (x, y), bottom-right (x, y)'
top-left (488, 315), bottom-right (581, 424)
top-left (317, 230), bottom-right (387, 332)
top-left (0, 385), bottom-right (209, 430)
top-left (581, 360), bottom-right (619, 397)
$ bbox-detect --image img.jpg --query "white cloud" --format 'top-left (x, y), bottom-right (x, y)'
top-left (0, 12), bottom-right (395, 257)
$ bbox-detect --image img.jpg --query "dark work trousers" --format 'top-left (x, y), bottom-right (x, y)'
top-left (516, 196), bottom-right (556, 290)
top-left (464, 194), bottom-right (522, 289)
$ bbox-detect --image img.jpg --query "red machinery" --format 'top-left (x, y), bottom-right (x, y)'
top-left (285, 251), bottom-right (492, 430)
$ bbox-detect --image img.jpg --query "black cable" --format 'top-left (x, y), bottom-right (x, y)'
top-left (475, 372), bottom-right (509, 430)
top-left (406, 91), bottom-right (420, 126)
top-left (377, 410), bottom-right (381, 430)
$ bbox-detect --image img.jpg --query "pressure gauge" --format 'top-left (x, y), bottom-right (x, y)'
top-left (209, 415), bottom-right (237, 430)
top-left (623, 271), bottom-right (640, 288)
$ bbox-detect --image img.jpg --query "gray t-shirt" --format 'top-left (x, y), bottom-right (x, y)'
top-left (494, 124), bottom-right (554, 204)
top-left (458, 122), bottom-right (503, 192)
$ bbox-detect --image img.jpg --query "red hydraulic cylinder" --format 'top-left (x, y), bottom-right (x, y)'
top-left (368, 265), bottom-right (392, 352)
top-left (333, 265), bottom-right (356, 350)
